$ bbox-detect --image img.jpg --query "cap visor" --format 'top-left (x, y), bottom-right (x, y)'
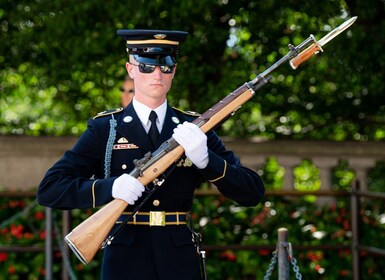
top-left (133, 55), bottom-right (176, 66)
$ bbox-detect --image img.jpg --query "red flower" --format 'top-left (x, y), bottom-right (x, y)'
top-left (39, 267), bottom-right (46, 276)
top-left (23, 232), bottom-right (34, 239)
top-left (343, 220), bottom-right (350, 231)
top-left (227, 254), bottom-right (237, 262)
top-left (329, 203), bottom-right (337, 211)
top-left (0, 252), bottom-right (8, 262)
top-left (40, 230), bottom-right (47, 240)
top-left (219, 250), bottom-right (237, 262)
top-left (8, 266), bottom-right (16, 274)
top-left (55, 251), bottom-right (62, 258)
top-left (34, 211), bottom-right (45, 220)
top-left (258, 249), bottom-right (270, 256)
top-left (8, 201), bottom-right (19, 208)
top-left (306, 251), bottom-right (323, 262)
top-left (8, 200), bottom-right (24, 208)
top-left (251, 207), bottom-right (269, 225)
top-left (10, 224), bottom-right (24, 239)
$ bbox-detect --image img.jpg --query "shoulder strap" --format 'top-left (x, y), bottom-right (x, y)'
top-left (93, 107), bottom-right (123, 120)
top-left (172, 107), bottom-right (201, 117)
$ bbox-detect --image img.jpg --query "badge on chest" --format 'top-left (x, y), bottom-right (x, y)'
top-left (113, 137), bottom-right (139, 150)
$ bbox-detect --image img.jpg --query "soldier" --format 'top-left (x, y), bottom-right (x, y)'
top-left (37, 29), bottom-right (265, 280)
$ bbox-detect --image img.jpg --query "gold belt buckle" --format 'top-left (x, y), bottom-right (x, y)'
top-left (149, 211), bottom-right (166, 226)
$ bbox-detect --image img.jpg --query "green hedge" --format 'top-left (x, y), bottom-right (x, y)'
top-left (1, 192), bottom-right (384, 280)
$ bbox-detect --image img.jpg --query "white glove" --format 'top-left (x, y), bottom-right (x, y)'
top-left (172, 122), bottom-right (209, 169)
top-left (112, 174), bottom-right (145, 205)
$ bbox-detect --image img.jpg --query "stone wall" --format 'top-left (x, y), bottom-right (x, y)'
top-left (1, 135), bottom-right (385, 192)
top-left (0, 136), bottom-right (77, 191)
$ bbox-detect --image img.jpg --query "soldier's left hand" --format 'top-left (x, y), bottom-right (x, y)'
top-left (172, 122), bottom-right (209, 169)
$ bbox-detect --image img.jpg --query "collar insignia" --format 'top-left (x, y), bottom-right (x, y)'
top-left (172, 117), bottom-right (180, 124)
top-left (123, 116), bottom-right (133, 123)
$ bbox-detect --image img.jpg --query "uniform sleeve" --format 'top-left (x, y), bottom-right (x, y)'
top-left (197, 131), bottom-right (265, 207)
top-left (37, 118), bottom-right (116, 210)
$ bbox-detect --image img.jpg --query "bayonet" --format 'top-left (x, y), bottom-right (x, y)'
top-left (290, 16), bottom-right (357, 69)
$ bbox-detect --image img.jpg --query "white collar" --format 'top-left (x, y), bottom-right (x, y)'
top-left (132, 98), bottom-right (167, 132)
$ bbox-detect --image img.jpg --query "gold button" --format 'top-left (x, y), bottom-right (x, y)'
top-left (153, 200), bottom-right (160, 206)
top-left (122, 164), bottom-right (127, 170)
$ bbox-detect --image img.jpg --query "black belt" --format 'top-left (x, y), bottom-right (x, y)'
top-left (116, 211), bottom-right (187, 226)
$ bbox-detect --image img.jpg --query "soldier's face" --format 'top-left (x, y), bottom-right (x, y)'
top-left (126, 58), bottom-right (175, 106)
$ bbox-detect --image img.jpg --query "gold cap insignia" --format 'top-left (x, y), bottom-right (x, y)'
top-left (154, 34), bottom-right (167, 39)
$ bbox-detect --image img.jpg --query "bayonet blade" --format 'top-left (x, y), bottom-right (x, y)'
top-left (318, 16), bottom-right (357, 46)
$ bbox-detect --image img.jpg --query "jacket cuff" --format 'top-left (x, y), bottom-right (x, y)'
top-left (91, 177), bottom-right (116, 207)
top-left (198, 151), bottom-right (227, 182)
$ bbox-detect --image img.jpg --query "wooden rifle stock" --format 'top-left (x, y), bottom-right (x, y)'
top-left (65, 199), bottom-right (128, 264)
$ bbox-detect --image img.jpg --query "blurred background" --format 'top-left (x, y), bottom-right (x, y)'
top-left (1, 0), bottom-right (385, 279)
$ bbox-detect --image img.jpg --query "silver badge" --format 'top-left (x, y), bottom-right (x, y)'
top-left (123, 116), bottom-right (133, 123)
top-left (117, 137), bottom-right (129, 143)
top-left (172, 117), bottom-right (180, 124)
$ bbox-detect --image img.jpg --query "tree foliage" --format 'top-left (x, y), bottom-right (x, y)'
top-left (1, 0), bottom-right (384, 140)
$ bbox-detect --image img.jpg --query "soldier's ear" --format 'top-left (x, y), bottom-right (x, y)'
top-left (126, 62), bottom-right (135, 79)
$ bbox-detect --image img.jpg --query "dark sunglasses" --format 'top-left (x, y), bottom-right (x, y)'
top-left (129, 62), bottom-right (175, 74)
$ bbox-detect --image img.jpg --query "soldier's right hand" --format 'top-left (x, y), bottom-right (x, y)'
top-left (112, 174), bottom-right (145, 205)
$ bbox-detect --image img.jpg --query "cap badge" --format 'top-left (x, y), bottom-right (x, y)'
top-left (154, 34), bottom-right (167, 40)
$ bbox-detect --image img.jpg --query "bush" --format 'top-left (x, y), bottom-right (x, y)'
top-left (1, 192), bottom-right (384, 279)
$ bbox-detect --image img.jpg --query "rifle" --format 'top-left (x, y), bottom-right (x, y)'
top-left (65, 17), bottom-right (357, 264)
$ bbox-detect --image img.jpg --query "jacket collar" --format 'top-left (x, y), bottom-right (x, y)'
top-left (116, 103), bottom-right (183, 151)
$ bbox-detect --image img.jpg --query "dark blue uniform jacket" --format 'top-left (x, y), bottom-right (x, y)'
top-left (37, 103), bottom-right (265, 280)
